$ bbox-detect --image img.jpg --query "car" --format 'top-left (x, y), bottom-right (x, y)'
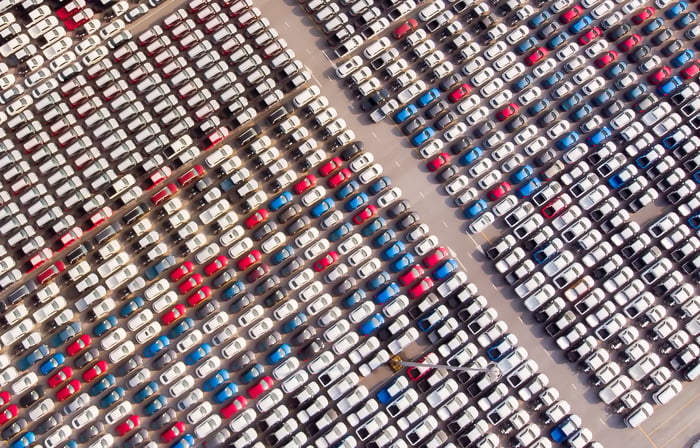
top-left (115, 415), bottom-right (140, 436)
top-left (618, 34), bottom-right (642, 51)
top-left (525, 47), bottom-right (548, 65)
top-left (416, 88), bottom-right (441, 107)
top-left (671, 49), bottom-right (695, 68)
top-left (56, 380), bottom-right (81, 401)
top-left (353, 205), bottom-right (377, 225)
top-left (488, 183), bottom-right (511, 201)
top-left (393, 18), bottom-right (418, 38)
top-left (161, 422), bottom-right (186, 443)
top-left (411, 128), bottom-right (435, 147)
top-left (248, 376), bottom-right (273, 399)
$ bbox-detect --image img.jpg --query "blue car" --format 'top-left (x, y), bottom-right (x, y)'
top-left (185, 343), bottom-right (212, 366)
top-left (555, 132), bottom-right (580, 151)
top-left (688, 212), bottom-right (700, 229)
top-left (658, 77), bottom-right (684, 97)
top-left (367, 176), bottom-right (391, 195)
top-left (342, 289), bottom-right (367, 308)
top-left (390, 253), bottom-right (415, 273)
top-left (410, 127), bottom-right (435, 147)
top-left (266, 343), bottom-right (291, 364)
top-left (213, 382), bottom-right (239, 404)
top-left (515, 36), bottom-right (538, 55)
top-left (203, 369), bottom-right (230, 392)
top-left (459, 146), bottom-right (483, 166)
top-left (486, 335), bottom-right (516, 361)
top-left (417, 307), bottom-right (446, 332)
top-left (344, 192), bottom-right (368, 212)
top-left (463, 199), bottom-right (487, 219)
top-left (527, 98), bottom-right (550, 116)
top-left (172, 435), bottom-right (195, 448)
top-left (269, 191), bottom-right (293, 211)
top-left (569, 104), bottom-right (593, 122)
top-left (145, 255), bottom-right (176, 280)
top-left (569, 15), bottom-right (592, 33)
top-left (586, 127), bottom-right (612, 147)
top-left (604, 61), bottom-right (627, 80)
top-left (19, 344), bottom-right (49, 371)
top-left (361, 217), bottom-right (386, 237)
top-left (310, 197), bottom-right (335, 218)
top-left (372, 229), bottom-right (396, 248)
top-left (358, 314), bottom-right (385, 336)
top-left (144, 394), bottom-right (167, 416)
top-left (377, 377), bottom-right (406, 404)
top-left (39, 353), bottom-right (65, 375)
top-left (9, 432), bottom-right (34, 448)
top-left (542, 71), bottom-right (565, 89)
top-left (98, 386), bottom-right (125, 409)
top-left (367, 271), bottom-right (391, 290)
top-left (624, 83), bottom-right (648, 101)
top-left (93, 316), bottom-right (117, 337)
top-left (662, 128), bottom-right (690, 149)
top-left (143, 335), bottom-right (170, 358)
top-left (533, 241), bottom-right (560, 264)
top-left (416, 88), bottom-right (440, 107)
top-left (329, 223), bottom-right (353, 242)
top-left (134, 381), bottom-right (159, 403)
top-left (240, 364), bottom-right (264, 384)
top-left (221, 281), bottom-right (245, 301)
top-left (271, 245), bottom-right (295, 265)
top-left (433, 259), bottom-right (458, 281)
top-left (373, 283), bottom-right (399, 304)
top-left (608, 166), bottom-right (636, 189)
top-left (50, 322), bottom-right (81, 348)
top-left (335, 180), bottom-right (360, 200)
top-left (546, 33), bottom-right (569, 50)
top-left (282, 312), bottom-right (307, 333)
top-left (591, 88), bottom-right (615, 106)
top-left (512, 74), bottom-right (533, 92)
top-left (510, 165), bottom-right (533, 184)
top-left (381, 241), bottom-right (406, 261)
top-left (675, 11), bottom-right (697, 28)
top-left (642, 17), bottom-right (665, 35)
top-left (119, 296), bottom-right (145, 318)
top-left (517, 177), bottom-right (542, 198)
top-left (528, 10), bottom-right (551, 28)
top-left (559, 93), bottom-right (583, 111)
top-left (89, 374), bottom-right (116, 397)
top-left (665, 0), bottom-right (688, 18)
top-left (169, 317), bottom-right (195, 339)
top-left (393, 104), bottom-right (417, 124)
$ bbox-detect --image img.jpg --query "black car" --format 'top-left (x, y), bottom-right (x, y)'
top-left (253, 222), bottom-right (277, 241)
top-left (74, 348), bottom-right (99, 369)
top-left (436, 166), bottom-right (458, 183)
top-left (117, 355), bottom-right (143, 377)
top-left (255, 276), bottom-right (280, 296)
top-left (628, 44), bottom-right (651, 62)
top-left (277, 203), bottom-right (302, 224)
top-left (333, 277), bottom-right (357, 296)
top-left (64, 243), bottom-right (93, 266)
top-left (661, 38), bottom-right (683, 56)
top-left (230, 293), bottom-right (254, 313)
top-left (2, 418), bottom-right (26, 440)
top-left (396, 212), bottom-right (419, 231)
top-left (402, 117), bottom-right (426, 136)
top-left (292, 326), bottom-right (317, 346)
top-left (153, 349), bottom-right (177, 370)
top-left (196, 300), bottom-right (220, 320)
top-left (651, 28), bottom-right (674, 47)
top-left (340, 142), bottom-right (364, 161)
top-left (280, 257), bottom-right (304, 277)
top-left (435, 112), bottom-right (458, 130)
top-left (387, 200), bottom-right (410, 219)
top-left (606, 23), bottom-right (631, 41)
top-left (285, 216), bottom-right (310, 236)
top-left (426, 100), bottom-right (450, 119)
top-left (78, 422), bottom-right (105, 443)
top-left (36, 412), bottom-right (62, 435)
top-left (125, 429), bottom-right (150, 448)
top-left (449, 137), bottom-right (473, 155)
top-left (297, 337), bottom-right (324, 361)
top-left (213, 269), bottom-right (237, 289)
top-left (255, 331), bottom-right (281, 352)
top-left (20, 386), bottom-right (44, 408)
top-left (230, 350), bottom-right (255, 371)
top-left (150, 408), bottom-right (176, 430)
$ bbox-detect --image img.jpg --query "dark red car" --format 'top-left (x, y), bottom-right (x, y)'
top-left (220, 396), bottom-right (247, 419)
top-left (648, 66), bottom-right (672, 84)
top-left (487, 182), bottom-right (511, 201)
top-left (560, 5), bottom-right (583, 23)
top-left (327, 169), bottom-right (352, 188)
top-left (151, 183), bottom-right (178, 206)
top-left (399, 265), bottom-right (425, 286)
top-left (632, 6), bottom-right (655, 24)
top-left (38, 261), bottom-right (65, 285)
top-left (48, 367), bottom-right (73, 388)
top-left (186, 286), bottom-right (212, 307)
top-left (0, 404), bottom-right (18, 425)
top-left (578, 27), bottom-right (602, 45)
top-left (595, 50), bottom-right (618, 68)
top-left (82, 360), bottom-right (108, 383)
top-left (56, 380), bottom-right (81, 401)
top-left (318, 157), bottom-right (342, 177)
top-left (448, 83), bottom-right (472, 103)
top-left (496, 103), bottom-right (519, 122)
top-left (248, 376), bottom-right (273, 399)
top-left (617, 34), bottom-right (642, 52)
top-left (525, 47), bottom-right (548, 66)
top-left (392, 18), bottom-right (418, 39)
top-left (161, 422), bottom-right (185, 443)
top-left (177, 164), bottom-right (205, 187)
top-left (408, 277), bottom-right (434, 299)
top-left (116, 415), bottom-right (140, 436)
top-left (26, 248), bottom-right (53, 273)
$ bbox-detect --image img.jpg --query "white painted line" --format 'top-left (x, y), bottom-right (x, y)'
top-left (571, 383), bottom-right (577, 390)
top-left (517, 315), bottom-right (523, 323)
top-left (311, 72), bottom-right (322, 87)
top-left (284, 21), bottom-right (289, 27)
top-left (394, 160), bottom-right (400, 167)
top-left (419, 191), bottom-right (424, 198)
top-left (442, 221), bottom-right (448, 228)
top-left (322, 51), bottom-right (336, 69)
top-left (371, 131), bottom-right (378, 138)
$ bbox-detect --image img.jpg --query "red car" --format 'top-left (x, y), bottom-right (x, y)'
top-left (48, 367), bottom-right (73, 388)
top-left (648, 66), bottom-right (672, 84)
top-left (408, 277), bottom-right (434, 299)
top-left (427, 153), bottom-right (449, 172)
top-left (0, 391), bottom-right (10, 407)
top-left (407, 353), bottom-right (436, 380)
top-left (203, 127), bottom-right (229, 151)
top-left (26, 248), bottom-right (53, 273)
top-left (236, 250), bottom-right (261, 271)
top-left (681, 61), bottom-right (700, 79)
top-left (448, 83), bottom-right (471, 103)
top-left (204, 255), bottom-right (228, 276)
top-left (399, 265), bottom-right (425, 286)
top-left (559, 5), bottom-right (582, 23)
top-left (56, 380), bottom-right (81, 401)
top-left (327, 168), bottom-right (352, 188)
top-left (151, 183), bottom-right (178, 206)
top-left (177, 164), bottom-right (205, 187)
top-left (496, 103), bottom-right (518, 122)
top-left (248, 376), bottom-right (273, 399)
top-left (82, 360), bottom-right (108, 383)
top-left (423, 247), bottom-right (448, 268)
top-left (578, 27), bottom-right (602, 45)
top-left (64, 9), bottom-right (93, 30)
top-left (161, 304), bottom-right (186, 325)
top-left (0, 404), bottom-right (18, 425)
top-left (487, 182), bottom-right (511, 201)
top-left (38, 261), bottom-right (65, 285)
top-left (66, 334), bottom-right (91, 356)
top-left (392, 18), bottom-right (418, 39)
top-left (318, 157), bottom-right (342, 177)
top-left (56, 0), bottom-right (85, 20)
top-left (58, 227), bottom-right (83, 251)
top-left (89, 206), bottom-right (112, 229)
top-left (594, 50), bottom-right (618, 68)
top-left (161, 422), bottom-right (186, 443)
top-left (186, 286), bottom-right (212, 307)
top-left (220, 396), bottom-right (247, 419)
top-left (293, 175), bottom-right (317, 194)
top-left (244, 209), bottom-right (268, 229)
top-left (353, 205), bottom-right (377, 225)
top-left (170, 261), bottom-right (195, 282)
top-left (617, 34), bottom-right (642, 52)
top-left (146, 167), bottom-right (172, 190)
top-left (313, 251), bottom-right (339, 272)
top-left (116, 415), bottom-right (140, 437)
top-left (541, 196), bottom-right (569, 219)
top-left (178, 273), bottom-right (203, 294)
top-left (632, 6), bottom-right (655, 24)
top-left (525, 47), bottom-right (548, 66)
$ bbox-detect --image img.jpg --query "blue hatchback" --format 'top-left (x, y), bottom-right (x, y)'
top-left (213, 382), bottom-right (239, 404)
top-left (416, 88), bottom-right (441, 107)
top-left (172, 435), bottom-right (195, 448)
top-left (373, 283), bottom-right (399, 304)
top-left (665, 0), bottom-right (688, 18)
top-left (119, 296), bottom-right (145, 318)
top-left (671, 50), bottom-right (694, 68)
top-left (221, 281), bottom-right (245, 300)
top-left (39, 353), bottom-right (65, 375)
top-left (269, 191), bottom-right (292, 211)
top-left (512, 74), bottom-right (533, 92)
top-left (560, 92), bottom-right (583, 111)
top-left (19, 345), bottom-right (49, 371)
top-left (335, 180), bottom-right (360, 200)
top-left (361, 217), bottom-right (386, 237)
top-left (240, 364), bottom-right (264, 384)
top-left (203, 369), bottom-right (230, 392)
top-left (675, 11), bottom-right (697, 28)
top-left (459, 146), bottom-right (483, 166)
top-left (517, 177), bottom-right (542, 197)
top-left (411, 127), bottom-right (435, 147)
top-left (266, 343), bottom-right (291, 364)
top-left (282, 312), bottom-right (307, 333)
top-left (393, 104), bottom-right (417, 124)
top-left (546, 32), bottom-right (569, 50)
top-left (542, 71), bottom-right (564, 89)
top-left (89, 374), bottom-right (116, 397)
top-left (624, 83), bottom-right (648, 101)
top-left (604, 61), bottom-right (627, 80)
top-left (381, 241), bottom-right (406, 261)
top-left (271, 245), bottom-right (294, 265)
top-left (527, 98), bottom-right (550, 116)
top-left (9, 432), bottom-right (34, 448)
top-left (93, 316), bottom-right (117, 337)
top-left (144, 335), bottom-right (170, 358)
top-left (555, 132), bottom-right (580, 151)
top-left (368, 176), bottom-right (391, 195)
top-left (185, 343), bottom-right (212, 366)
top-left (390, 253), bottom-right (415, 273)
top-left (98, 386), bottom-right (125, 409)
top-left (586, 127), bottom-right (612, 147)
top-left (367, 271), bottom-right (391, 290)
top-left (344, 192), bottom-right (368, 212)
top-left (358, 314), bottom-right (385, 336)
top-left (342, 289), bottom-right (367, 308)
top-left (144, 395), bottom-right (167, 416)
top-left (310, 197), bottom-right (335, 218)
top-left (515, 37), bottom-right (538, 55)
top-left (528, 10), bottom-right (551, 28)
top-left (569, 15), bottom-right (592, 33)
top-left (510, 165), bottom-right (533, 184)
top-left (642, 17), bottom-right (665, 35)
top-left (329, 223), bottom-right (353, 242)
top-left (372, 229), bottom-right (396, 248)
top-left (463, 199), bottom-right (487, 219)
top-left (433, 259), bottom-right (458, 281)
top-left (591, 88), bottom-right (615, 106)
top-left (51, 322), bottom-right (81, 348)
top-left (569, 104), bottom-right (592, 122)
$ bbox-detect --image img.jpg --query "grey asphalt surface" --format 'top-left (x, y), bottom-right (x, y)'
top-left (257, 0), bottom-right (700, 447)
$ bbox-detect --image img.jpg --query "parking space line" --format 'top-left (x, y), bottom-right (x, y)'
top-left (311, 72), bottom-right (323, 87)
top-left (394, 160), bottom-right (400, 167)
top-left (638, 425), bottom-right (660, 448)
top-left (659, 418), bottom-right (698, 448)
top-left (647, 389), bottom-right (700, 436)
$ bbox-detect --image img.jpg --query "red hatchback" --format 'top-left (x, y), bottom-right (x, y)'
top-left (293, 175), bottom-right (316, 194)
top-left (66, 334), bottom-right (91, 356)
top-left (487, 182), bottom-right (511, 201)
top-left (151, 183), bottom-right (178, 206)
top-left (427, 153), bottom-right (449, 172)
top-left (82, 360), bottom-right (108, 382)
top-left (632, 6), bottom-right (655, 24)
top-left (170, 261), bottom-right (195, 282)
top-left (525, 47), bottom-right (548, 65)
top-left (399, 265), bottom-right (425, 286)
top-left (353, 205), bottom-right (377, 225)
top-left (220, 396), bottom-right (247, 419)
top-left (560, 5), bottom-right (583, 23)
top-left (0, 405), bottom-right (18, 425)
top-left (237, 250), bottom-right (261, 271)
top-left (648, 66), bottom-right (672, 84)
top-left (161, 422), bottom-right (185, 443)
top-left (496, 103), bottom-right (518, 122)
top-left (186, 286), bottom-right (212, 307)
top-left (423, 247), bottom-right (448, 268)
top-left (313, 251), bottom-right (339, 272)
top-left (318, 157), bottom-right (342, 177)
top-left (595, 50), bottom-right (618, 68)
top-left (178, 273), bottom-right (203, 294)
top-left (617, 34), bottom-right (642, 52)
top-left (204, 255), bottom-right (228, 276)
top-left (448, 83), bottom-right (471, 103)
top-left (327, 168), bottom-right (352, 188)
top-left (408, 277), bottom-right (434, 299)
top-left (392, 18), bottom-right (418, 39)
top-left (161, 304), bottom-right (186, 325)
top-left (578, 27), bottom-right (602, 45)
top-left (244, 209), bottom-right (268, 229)
top-left (56, 380), bottom-right (81, 401)
top-left (681, 61), bottom-right (700, 79)
top-left (248, 376), bottom-right (273, 399)
top-left (48, 367), bottom-right (73, 388)
top-left (116, 415), bottom-right (140, 436)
